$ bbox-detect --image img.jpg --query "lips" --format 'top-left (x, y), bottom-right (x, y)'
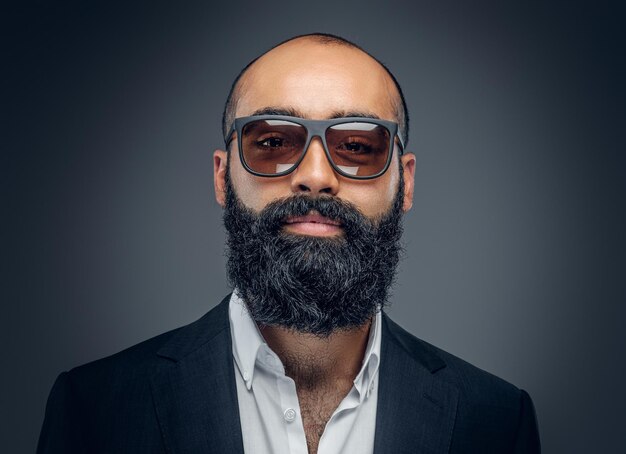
top-left (284, 212), bottom-right (342, 226)
top-left (283, 211), bottom-right (343, 236)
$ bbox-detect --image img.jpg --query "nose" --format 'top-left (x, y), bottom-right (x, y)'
top-left (290, 136), bottom-right (339, 195)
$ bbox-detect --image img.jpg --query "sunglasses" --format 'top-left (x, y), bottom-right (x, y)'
top-left (225, 115), bottom-right (404, 180)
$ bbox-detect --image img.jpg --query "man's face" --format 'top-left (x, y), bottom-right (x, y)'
top-left (214, 39), bottom-right (415, 221)
top-left (213, 39), bottom-right (416, 335)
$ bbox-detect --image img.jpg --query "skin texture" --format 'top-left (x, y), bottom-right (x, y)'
top-left (213, 37), bottom-right (416, 453)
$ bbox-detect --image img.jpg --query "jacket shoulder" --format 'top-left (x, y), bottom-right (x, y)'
top-left (383, 312), bottom-right (523, 406)
top-left (38, 296), bottom-right (233, 453)
top-left (65, 295), bottom-right (231, 387)
top-left (382, 313), bottom-right (541, 452)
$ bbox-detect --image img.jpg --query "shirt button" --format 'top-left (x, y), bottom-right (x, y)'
top-left (283, 408), bottom-right (296, 422)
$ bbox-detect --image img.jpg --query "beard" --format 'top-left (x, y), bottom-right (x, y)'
top-left (223, 167), bottom-right (405, 337)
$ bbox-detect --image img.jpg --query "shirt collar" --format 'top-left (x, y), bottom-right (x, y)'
top-left (229, 290), bottom-right (266, 390)
top-left (352, 304), bottom-right (382, 402)
top-left (228, 290), bottom-right (382, 401)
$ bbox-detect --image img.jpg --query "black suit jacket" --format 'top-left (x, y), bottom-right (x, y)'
top-left (38, 295), bottom-right (540, 453)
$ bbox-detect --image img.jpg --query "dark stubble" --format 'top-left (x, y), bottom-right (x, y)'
top-left (223, 167), bottom-right (405, 337)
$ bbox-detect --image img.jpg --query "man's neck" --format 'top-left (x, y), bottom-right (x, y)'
top-left (259, 320), bottom-right (372, 390)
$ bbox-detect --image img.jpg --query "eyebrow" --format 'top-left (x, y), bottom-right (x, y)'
top-left (329, 110), bottom-right (381, 120)
top-left (248, 106), bottom-right (382, 120)
top-left (249, 107), bottom-right (302, 117)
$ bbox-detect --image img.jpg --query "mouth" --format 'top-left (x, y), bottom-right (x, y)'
top-left (283, 211), bottom-right (343, 236)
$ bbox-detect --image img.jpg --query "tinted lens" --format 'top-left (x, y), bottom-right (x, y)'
top-left (241, 119), bottom-right (307, 175)
top-left (325, 122), bottom-right (391, 177)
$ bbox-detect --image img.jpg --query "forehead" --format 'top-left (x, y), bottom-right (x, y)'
top-left (235, 40), bottom-right (399, 121)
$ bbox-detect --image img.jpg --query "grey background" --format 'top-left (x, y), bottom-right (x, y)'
top-left (3, 1), bottom-right (625, 452)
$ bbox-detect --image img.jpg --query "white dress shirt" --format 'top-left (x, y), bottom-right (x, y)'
top-left (228, 291), bottom-right (382, 454)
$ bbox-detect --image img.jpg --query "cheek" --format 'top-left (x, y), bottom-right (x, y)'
top-left (341, 171), bottom-right (399, 218)
top-left (229, 153), bottom-right (291, 212)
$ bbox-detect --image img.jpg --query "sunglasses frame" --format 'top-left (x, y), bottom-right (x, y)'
top-left (225, 115), bottom-right (405, 180)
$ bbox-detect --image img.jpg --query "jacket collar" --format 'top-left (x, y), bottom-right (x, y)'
top-left (150, 295), bottom-right (458, 454)
top-left (373, 313), bottom-right (459, 454)
top-left (150, 294), bottom-right (245, 454)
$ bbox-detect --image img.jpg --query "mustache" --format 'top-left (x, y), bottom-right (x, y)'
top-left (247, 194), bottom-right (377, 238)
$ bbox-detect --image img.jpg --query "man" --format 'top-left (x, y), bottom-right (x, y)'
top-left (38, 33), bottom-right (540, 453)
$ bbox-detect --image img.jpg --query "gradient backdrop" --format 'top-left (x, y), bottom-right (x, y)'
top-left (4, 1), bottom-right (625, 452)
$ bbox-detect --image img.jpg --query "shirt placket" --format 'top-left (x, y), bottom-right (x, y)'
top-left (259, 346), bottom-right (309, 454)
top-left (277, 375), bottom-right (308, 454)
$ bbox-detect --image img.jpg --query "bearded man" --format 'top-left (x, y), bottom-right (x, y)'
top-left (38, 33), bottom-right (541, 454)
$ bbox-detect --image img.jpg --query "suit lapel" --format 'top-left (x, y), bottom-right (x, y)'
top-left (374, 313), bottom-right (459, 454)
top-left (150, 295), bottom-right (245, 454)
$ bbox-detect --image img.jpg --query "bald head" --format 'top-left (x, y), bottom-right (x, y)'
top-left (222, 33), bottom-right (409, 147)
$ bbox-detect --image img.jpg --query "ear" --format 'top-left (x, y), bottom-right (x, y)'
top-left (213, 149), bottom-right (228, 207)
top-left (400, 152), bottom-right (416, 212)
